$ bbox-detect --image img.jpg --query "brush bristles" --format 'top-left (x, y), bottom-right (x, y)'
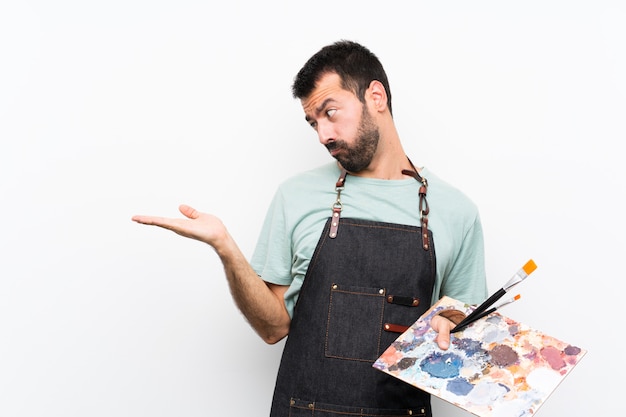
top-left (522, 259), bottom-right (537, 275)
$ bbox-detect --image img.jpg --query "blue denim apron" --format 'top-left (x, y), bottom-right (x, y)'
top-left (269, 167), bottom-right (436, 417)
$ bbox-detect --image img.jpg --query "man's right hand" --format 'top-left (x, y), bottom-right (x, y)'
top-left (132, 204), bottom-right (227, 248)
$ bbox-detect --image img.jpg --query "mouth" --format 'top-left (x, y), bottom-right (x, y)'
top-left (326, 143), bottom-right (341, 157)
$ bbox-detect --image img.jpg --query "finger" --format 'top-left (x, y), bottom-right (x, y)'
top-left (179, 204), bottom-right (200, 219)
top-left (430, 314), bottom-right (452, 350)
top-left (436, 331), bottom-right (450, 350)
top-left (131, 214), bottom-right (156, 224)
top-left (131, 215), bottom-right (172, 227)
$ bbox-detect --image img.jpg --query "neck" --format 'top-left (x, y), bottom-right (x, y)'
top-left (342, 154), bottom-right (418, 180)
top-left (347, 131), bottom-right (418, 179)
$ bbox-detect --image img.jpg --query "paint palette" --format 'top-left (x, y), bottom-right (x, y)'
top-left (373, 296), bottom-right (586, 417)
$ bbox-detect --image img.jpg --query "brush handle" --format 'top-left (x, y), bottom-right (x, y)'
top-left (451, 288), bottom-right (506, 332)
top-left (450, 307), bottom-right (496, 333)
top-left (468, 307), bottom-right (496, 323)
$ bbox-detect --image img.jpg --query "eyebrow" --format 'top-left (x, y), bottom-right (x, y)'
top-left (304, 98), bottom-right (336, 123)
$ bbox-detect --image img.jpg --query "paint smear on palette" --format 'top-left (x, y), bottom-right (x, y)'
top-left (373, 296), bottom-right (587, 417)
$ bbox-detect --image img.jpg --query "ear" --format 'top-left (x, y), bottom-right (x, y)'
top-left (366, 80), bottom-right (388, 113)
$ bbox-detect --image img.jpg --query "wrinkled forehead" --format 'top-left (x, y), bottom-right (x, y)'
top-left (301, 73), bottom-right (351, 116)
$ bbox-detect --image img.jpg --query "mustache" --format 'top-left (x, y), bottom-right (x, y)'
top-left (325, 141), bottom-right (344, 152)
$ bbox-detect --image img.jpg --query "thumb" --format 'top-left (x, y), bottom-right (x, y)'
top-left (179, 204), bottom-right (200, 219)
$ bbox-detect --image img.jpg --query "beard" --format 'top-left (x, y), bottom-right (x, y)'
top-left (327, 107), bottom-right (380, 173)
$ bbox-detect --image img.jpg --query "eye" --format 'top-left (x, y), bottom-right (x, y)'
top-left (309, 120), bottom-right (318, 130)
top-left (326, 109), bottom-right (337, 118)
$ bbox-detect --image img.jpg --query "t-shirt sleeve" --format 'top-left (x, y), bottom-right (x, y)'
top-left (250, 187), bottom-right (294, 286)
top-left (438, 212), bottom-right (488, 305)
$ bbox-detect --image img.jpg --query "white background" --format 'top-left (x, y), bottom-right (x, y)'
top-left (1, 1), bottom-right (624, 416)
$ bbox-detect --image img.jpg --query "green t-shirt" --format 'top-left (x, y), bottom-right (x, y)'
top-left (250, 162), bottom-right (488, 317)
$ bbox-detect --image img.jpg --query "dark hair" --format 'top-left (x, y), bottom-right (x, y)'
top-left (292, 40), bottom-right (393, 115)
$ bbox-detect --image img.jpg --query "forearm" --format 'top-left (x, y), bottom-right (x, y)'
top-left (213, 233), bottom-right (291, 344)
top-left (131, 205), bottom-right (291, 343)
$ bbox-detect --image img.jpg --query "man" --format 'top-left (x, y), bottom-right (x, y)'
top-left (132, 40), bottom-right (487, 417)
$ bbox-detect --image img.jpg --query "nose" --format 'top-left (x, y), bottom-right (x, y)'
top-left (316, 120), bottom-right (334, 146)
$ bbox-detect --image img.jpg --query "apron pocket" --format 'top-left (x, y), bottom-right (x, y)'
top-left (288, 398), bottom-right (427, 416)
top-left (325, 284), bottom-right (385, 362)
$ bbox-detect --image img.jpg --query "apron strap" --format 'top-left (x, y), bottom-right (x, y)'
top-left (402, 157), bottom-right (430, 250)
top-left (329, 158), bottom-right (430, 251)
top-left (329, 169), bottom-right (347, 238)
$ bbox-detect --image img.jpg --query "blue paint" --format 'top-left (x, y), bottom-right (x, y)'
top-left (451, 338), bottom-right (484, 357)
top-left (508, 323), bottom-right (520, 335)
top-left (420, 352), bottom-right (463, 379)
top-left (446, 377), bottom-right (474, 396)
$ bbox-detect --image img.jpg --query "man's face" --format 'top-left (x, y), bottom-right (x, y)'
top-left (301, 73), bottom-right (380, 173)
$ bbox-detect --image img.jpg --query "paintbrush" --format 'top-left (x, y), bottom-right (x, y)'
top-left (451, 259), bottom-right (537, 333)
top-left (451, 294), bottom-right (521, 332)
